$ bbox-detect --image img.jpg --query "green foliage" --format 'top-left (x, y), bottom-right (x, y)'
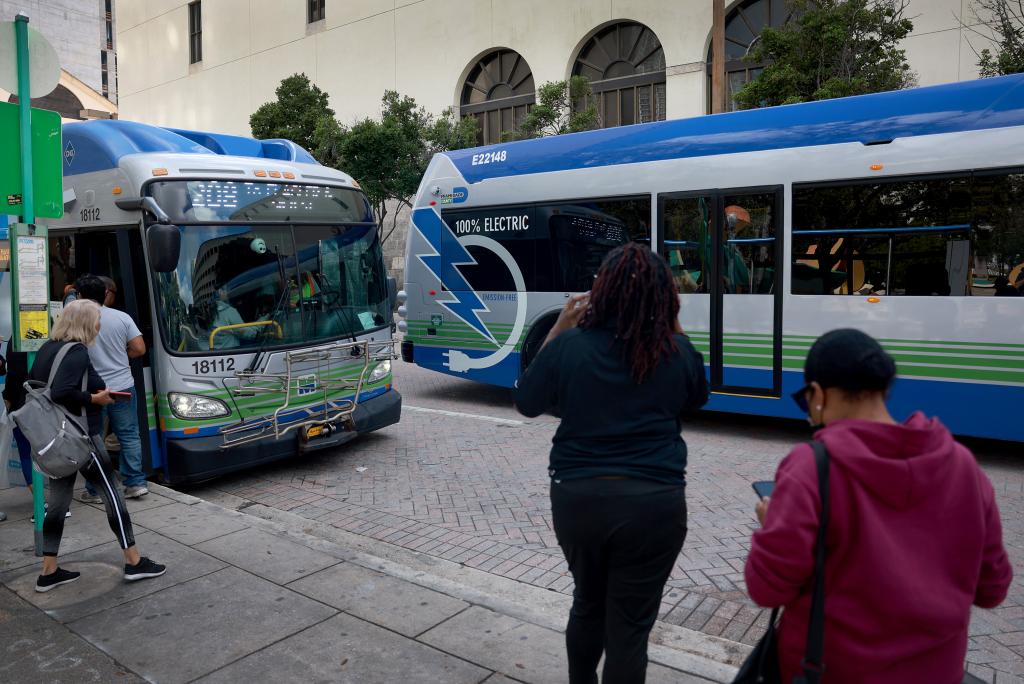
top-left (249, 74), bottom-right (334, 155)
top-left (973, 0), bottom-right (1024, 76)
top-left (302, 90), bottom-right (479, 240)
top-left (733, 0), bottom-right (916, 109)
top-left (513, 76), bottom-right (599, 139)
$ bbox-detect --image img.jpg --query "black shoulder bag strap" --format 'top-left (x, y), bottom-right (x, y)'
top-left (799, 441), bottom-right (830, 684)
top-left (46, 342), bottom-right (90, 427)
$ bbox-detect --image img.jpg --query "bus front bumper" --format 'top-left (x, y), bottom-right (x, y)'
top-left (162, 389), bottom-right (403, 485)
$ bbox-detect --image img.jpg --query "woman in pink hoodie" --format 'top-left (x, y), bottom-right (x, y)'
top-left (745, 328), bottom-right (1012, 683)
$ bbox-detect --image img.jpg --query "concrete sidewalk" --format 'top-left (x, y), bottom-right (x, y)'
top-left (0, 483), bottom-right (745, 683)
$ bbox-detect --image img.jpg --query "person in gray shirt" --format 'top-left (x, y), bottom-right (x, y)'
top-left (74, 275), bottom-right (149, 500)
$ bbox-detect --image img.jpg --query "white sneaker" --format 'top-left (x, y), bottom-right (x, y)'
top-left (124, 485), bottom-right (149, 499)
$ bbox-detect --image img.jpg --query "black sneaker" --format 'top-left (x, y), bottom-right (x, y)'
top-left (35, 567), bottom-right (81, 593)
top-left (124, 557), bottom-right (166, 581)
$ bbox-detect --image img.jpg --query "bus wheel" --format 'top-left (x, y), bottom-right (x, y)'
top-left (521, 315), bottom-right (557, 372)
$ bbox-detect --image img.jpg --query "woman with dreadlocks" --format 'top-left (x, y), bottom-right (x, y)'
top-left (514, 242), bottom-right (709, 683)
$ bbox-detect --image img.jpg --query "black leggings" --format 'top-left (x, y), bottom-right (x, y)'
top-left (42, 437), bottom-right (135, 557)
top-left (551, 477), bottom-right (687, 684)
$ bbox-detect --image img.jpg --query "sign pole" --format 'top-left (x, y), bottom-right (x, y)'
top-left (13, 14), bottom-right (46, 554)
top-left (14, 15), bottom-right (32, 224)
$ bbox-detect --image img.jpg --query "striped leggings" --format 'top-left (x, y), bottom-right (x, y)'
top-left (42, 436), bottom-right (135, 556)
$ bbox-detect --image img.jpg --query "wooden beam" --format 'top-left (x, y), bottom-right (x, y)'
top-left (711, 0), bottom-right (726, 114)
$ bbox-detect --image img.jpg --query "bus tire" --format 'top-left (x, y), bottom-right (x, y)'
top-left (521, 314), bottom-right (558, 372)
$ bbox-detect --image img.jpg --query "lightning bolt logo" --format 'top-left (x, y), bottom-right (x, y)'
top-left (412, 207), bottom-right (498, 345)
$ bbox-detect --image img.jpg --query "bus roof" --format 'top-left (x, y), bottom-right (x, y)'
top-left (442, 73), bottom-right (1024, 184)
top-left (61, 119), bottom-right (318, 176)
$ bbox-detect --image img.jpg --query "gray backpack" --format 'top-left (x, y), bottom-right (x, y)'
top-left (11, 343), bottom-right (95, 479)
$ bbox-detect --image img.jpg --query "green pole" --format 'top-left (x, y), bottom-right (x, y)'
top-left (14, 14), bottom-right (45, 553)
top-left (15, 15), bottom-right (33, 224)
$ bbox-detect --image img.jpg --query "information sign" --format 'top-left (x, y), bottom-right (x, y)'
top-left (0, 102), bottom-right (63, 218)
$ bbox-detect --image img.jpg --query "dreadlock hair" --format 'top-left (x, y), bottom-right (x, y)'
top-left (580, 242), bottom-right (680, 384)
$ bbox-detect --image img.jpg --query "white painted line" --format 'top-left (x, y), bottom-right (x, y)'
top-left (404, 404), bottom-right (525, 425)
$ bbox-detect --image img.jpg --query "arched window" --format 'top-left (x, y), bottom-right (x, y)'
top-left (460, 49), bottom-right (535, 145)
top-left (572, 21), bottom-right (666, 127)
top-left (706, 0), bottom-right (795, 112)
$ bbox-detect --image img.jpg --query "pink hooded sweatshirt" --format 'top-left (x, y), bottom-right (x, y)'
top-left (745, 412), bottom-right (1012, 683)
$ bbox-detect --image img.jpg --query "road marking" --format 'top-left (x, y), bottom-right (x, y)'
top-left (404, 404), bottom-right (525, 425)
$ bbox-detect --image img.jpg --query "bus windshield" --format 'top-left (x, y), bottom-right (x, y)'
top-left (154, 223), bottom-right (389, 353)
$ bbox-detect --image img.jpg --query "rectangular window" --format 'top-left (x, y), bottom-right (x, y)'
top-left (545, 196), bottom-right (651, 292)
top-left (308, 0), bottom-right (325, 23)
top-left (188, 1), bottom-right (202, 64)
top-left (440, 196), bottom-right (651, 293)
top-left (791, 171), bottom-right (1023, 296)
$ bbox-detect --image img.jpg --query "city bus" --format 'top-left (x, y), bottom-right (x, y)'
top-left (398, 73), bottom-right (1024, 442)
top-left (44, 120), bottom-right (400, 483)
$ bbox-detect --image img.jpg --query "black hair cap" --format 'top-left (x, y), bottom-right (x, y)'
top-left (804, 328), bottom-right (896, 394)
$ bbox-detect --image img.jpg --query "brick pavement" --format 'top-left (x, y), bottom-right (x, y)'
top-left (192, 359), bottom-right (1024, 682)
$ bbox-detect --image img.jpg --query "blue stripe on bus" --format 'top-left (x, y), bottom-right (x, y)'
top-left (414, 347), bottom-right (1021, 440)
top-left (706, 368), bottom-right (1022, 442)
top-left (161, 386), bottom-right (392, 439)
top-left (445, 74), bottom-right (1024, 184)
top-left (413, 346), bottom-right (521, 388)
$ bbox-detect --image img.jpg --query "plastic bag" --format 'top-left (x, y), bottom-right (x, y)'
top-left (0, 402), bottom-right (14, 488)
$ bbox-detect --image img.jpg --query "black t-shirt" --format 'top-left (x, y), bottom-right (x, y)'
top-left (29, 341), bottom-right (105, 435)
top-left (513, 326), bottom-right (709, 484)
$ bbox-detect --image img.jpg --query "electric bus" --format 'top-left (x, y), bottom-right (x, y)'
top-left (399, 74), bottom-right (1024, 442)
top-left (43, 120), bottom-right (400, 483)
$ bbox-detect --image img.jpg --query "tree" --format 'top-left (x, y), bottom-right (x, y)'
top-left (733, 0), bottom-right (916, 109)
top-left (312, 91), bottom-right (478, 243)
top-left (512, 76), bottom-right (599, 139)
top-left (250, 74), bottom-right (334, 156)
top-left (971, 0), bottom-right (1024, 76)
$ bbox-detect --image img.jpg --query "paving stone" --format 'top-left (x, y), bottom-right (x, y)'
top-left (128, 501), bottom-right (249, 545)
top-left (419, 606), bottom-right (566, 683)
top-left (194, 527), bottom-right (340, 584)
top-left (0, 485), bottom-right (32, 522)
top-left (0, 505), bottom-right (122, 572)
top-left (190, 360), bottom-right (1024, 674)
top-left (196, 612), bottom-right (488, 684)
top-left (1, 530), bottom-right (226, 623)
top-left (287, 561), bottom-right (468, 637)
top-left (0, 585), bottom-right (145, 684)
top-left (67, 566), bottom-right (336, 684)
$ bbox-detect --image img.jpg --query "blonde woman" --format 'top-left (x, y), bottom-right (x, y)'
top-left (29, 299), bottom-right (165, 592)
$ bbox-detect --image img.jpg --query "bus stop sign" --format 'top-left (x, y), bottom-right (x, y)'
top-left (0, 101), bottom-right (62, 219)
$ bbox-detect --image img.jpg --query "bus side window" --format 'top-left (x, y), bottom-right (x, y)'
top-left (792, 175), bottom-right (977, 296)
top-left (544, 196), bottom-right (652, 293)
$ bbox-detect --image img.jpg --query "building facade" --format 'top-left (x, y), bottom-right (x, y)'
top-left (116, 0), bottom-right (988, 136)
top-left (113, 0), bottom-right (994, 283)
top-left (1, 0), bottom-right (118, 106)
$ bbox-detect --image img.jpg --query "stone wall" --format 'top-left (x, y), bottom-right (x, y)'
top-left (380, 200), bottom-right (412, 290)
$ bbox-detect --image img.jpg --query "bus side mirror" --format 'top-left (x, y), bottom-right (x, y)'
top-left (387, 277), bottom-right (398, 311)
top-left (148, 224), bottom-right (181, 273)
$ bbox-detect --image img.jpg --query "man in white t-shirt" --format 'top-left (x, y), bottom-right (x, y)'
top-left (75, 275), bottom-right (149, 500)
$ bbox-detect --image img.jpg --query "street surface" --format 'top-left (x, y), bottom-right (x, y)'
top-left (192, 359), bottom-right (1024, 681)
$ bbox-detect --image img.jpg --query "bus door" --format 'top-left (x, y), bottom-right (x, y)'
top-left (658, 187), bottom-right (783, 397)
top-left (49, 226), bottom-right (156, 473)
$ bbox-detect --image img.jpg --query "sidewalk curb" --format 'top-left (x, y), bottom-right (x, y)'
top-left (152, 484), bottom-right (747, 682)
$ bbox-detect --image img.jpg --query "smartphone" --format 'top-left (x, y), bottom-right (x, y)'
top-left (109, 391), bottom-right (132, 404)
top-left (751, 481), bottom-right (775, 500)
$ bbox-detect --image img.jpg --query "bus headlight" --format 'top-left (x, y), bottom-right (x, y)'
top-left (168, 392), bottom-right (231, 420)
top-left (368, 360), bottom-right (391, 384)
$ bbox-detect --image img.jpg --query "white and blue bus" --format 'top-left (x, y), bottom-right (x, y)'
top-left (39, 120), bottom-right (400, 483)
top-left (399, 74), bottom-right (1024, 442)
